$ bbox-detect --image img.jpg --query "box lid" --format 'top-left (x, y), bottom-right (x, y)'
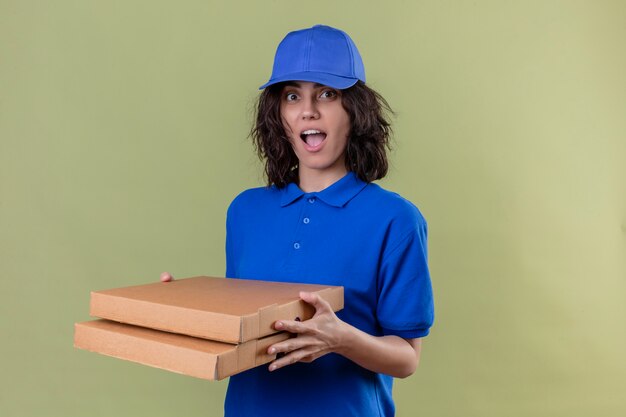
top-left (90, 276), bottom-right (344, 344)
top-left (74, 319), bottom-right (290, 380)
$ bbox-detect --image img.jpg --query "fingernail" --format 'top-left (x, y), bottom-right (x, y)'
top-left (268, 347), bottom-right (275, 354)
top-left (275, 321), bottom-right (283, 329)
top-left (269, 364), bottom-right (276, 371)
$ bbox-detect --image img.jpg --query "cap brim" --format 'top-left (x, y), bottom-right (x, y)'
top-left (259, 71), bottom-right (360, 90)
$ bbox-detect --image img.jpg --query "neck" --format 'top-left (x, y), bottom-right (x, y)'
top-left (298, 166), bottom-right (348, 193)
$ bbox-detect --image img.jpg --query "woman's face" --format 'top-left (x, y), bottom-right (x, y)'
top-left (279, 81), bottom-right (351, 181)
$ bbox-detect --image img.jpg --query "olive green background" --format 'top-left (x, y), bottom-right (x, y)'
top-left (1, 1), bottom-right (624, 416)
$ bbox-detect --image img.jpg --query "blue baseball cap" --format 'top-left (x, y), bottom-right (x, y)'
top-left (259, 25), bottom-right (366, 90)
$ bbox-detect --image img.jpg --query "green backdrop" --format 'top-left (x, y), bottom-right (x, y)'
top-left (1, 1), bottom-right (624, 416)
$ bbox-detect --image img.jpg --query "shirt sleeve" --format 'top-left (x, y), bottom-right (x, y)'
top-left (376, 220), bottom-right (434, 338)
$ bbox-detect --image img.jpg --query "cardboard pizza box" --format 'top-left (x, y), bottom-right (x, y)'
top-left (90, 276), bottom-right (344, 344)
top-left (74, 319), bottom-right (291, 380)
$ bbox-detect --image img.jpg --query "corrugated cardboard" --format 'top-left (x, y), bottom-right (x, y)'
top-left (90, 276), bottom-right (344, 343)
top-left (74, 319), bottom-right (291, 380)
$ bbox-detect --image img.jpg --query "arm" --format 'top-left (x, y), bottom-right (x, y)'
top-left (268, 291), bottom-right (422, 378)
top-left (340, 326), bottom-right (421, 378)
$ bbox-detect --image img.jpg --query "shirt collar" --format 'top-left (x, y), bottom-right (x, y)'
top-left (279, 171), bottom-right (368, 208)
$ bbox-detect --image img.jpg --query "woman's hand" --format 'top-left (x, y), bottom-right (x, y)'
top-left (159, 272), bottom-right (174, 282)
top-left (267, 291), bottom-right (422, 378)
top-left (267, 291), bottom-right (349, 371)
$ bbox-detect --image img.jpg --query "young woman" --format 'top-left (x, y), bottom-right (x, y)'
top-left (164, 24), bottom-right (434, 417)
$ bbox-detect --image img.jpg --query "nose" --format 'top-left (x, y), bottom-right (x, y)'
top-left (300, 96), bottom-right (320, 120)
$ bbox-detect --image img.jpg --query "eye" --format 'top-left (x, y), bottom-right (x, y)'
top-left (319, 89), bottom-right (338, 99)
top-left (285, 92), bottom-right (299, 101)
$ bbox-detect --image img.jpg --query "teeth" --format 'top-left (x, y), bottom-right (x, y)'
top-left (302, 129), bottom-right (322, 135)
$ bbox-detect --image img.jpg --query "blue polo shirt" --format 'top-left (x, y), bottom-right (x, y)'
top-left (224, 171), bottom-right (434, 417)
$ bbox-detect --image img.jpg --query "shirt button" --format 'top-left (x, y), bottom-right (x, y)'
top-left (293, 242), bottom-right (301, 250)
top-left (308, 198), bottom-right (315, 204)
top-left (303, 217), bottom-right (310, 224)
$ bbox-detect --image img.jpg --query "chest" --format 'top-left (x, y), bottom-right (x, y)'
top-left (231, 198), bottom-right (389, 296)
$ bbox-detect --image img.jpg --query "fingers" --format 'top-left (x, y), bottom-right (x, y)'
top-left (268, 335), bottom-right (317, 355)
top-left (160, 272), bottom-right (174, 282)
top-left (299, 291), bottom-right (332, 313)
top-left (273, 293), bottom-right (333, 333)
top-left (269, 345), bottom-right (321, 371)
top-left (274, 319), bottom-right (307, 333)
top-left (300, 351), bottom-right (325, 363)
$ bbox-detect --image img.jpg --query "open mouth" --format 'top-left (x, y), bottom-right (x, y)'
top-left (300, 129), bottom-right (327, 147)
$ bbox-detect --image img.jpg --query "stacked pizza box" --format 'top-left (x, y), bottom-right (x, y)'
top-left (74, 276), bottom-right (344, 380)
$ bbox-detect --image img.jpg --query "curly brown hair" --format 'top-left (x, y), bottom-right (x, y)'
top-left (250, 81), bottom-right (394, 188)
